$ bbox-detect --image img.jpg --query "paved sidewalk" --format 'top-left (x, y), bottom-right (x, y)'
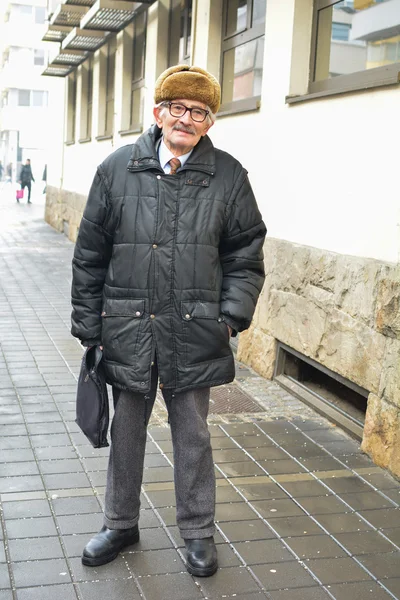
top-left (1, 189), bottom-right (400, 600)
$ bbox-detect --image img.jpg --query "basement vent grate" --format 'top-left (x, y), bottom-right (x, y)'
top-left (209, 385), bottom-right (264, 414)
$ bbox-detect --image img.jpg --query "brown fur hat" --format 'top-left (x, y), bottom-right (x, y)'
top-left (154, 64), bottom-right (221, 114)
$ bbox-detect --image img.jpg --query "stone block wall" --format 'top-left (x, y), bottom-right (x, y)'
top-left (238, 238), bottom-right (400, 477)
top-left (45, 185), bottom-right (86, 243)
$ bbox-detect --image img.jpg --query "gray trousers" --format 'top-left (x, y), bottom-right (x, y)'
top-left (104, 365), bottom-right (215, 539)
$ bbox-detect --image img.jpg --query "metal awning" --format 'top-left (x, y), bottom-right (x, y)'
top-left (64, 0), bottom-right (96, 5)
top-left (50, 49), bottom-right (88, 66)
top-left (61, 27), bottom-right (109, 51)
top-left (80, 0), bottom-right (142, 32)
top-left (42, 64), bottom-right (74, 77)
top-left (50, 3), bottom-right (89, 27)
top-left (42, 24), bottom-right (72, 43)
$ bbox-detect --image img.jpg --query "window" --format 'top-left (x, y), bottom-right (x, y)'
top-left (120, 10), bottom-right (147, 134)
top-left (17, 89), bottom-right (48, 106)
top-left (220, 0), bottom-right (266, 114)
top-left (18, 89), bottom-right (30, 106)
top-left (300, 0), bottom-right (400, 101)
top-left (169, 0), bottom-right (192, 66)
top-left (32, 90), bottom-right (48, 107)
top-left (105, 38), bottom-right (116, 136)
top-left (34, 49), bottom-right (45, 66)
top-left (79, 57), bottom-right (93, 142)
top-left (66, 73), bottom-right (77, 144)
top-left (130, 10), bottom-right (147, 131)
top-left (331, 22), bottom-right (351, 41)
top-left (35, 6), bottom-right (46, 24)
top-left (97, 37), bottom-right (116, 139)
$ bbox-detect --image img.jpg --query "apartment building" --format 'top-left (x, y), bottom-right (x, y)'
top-left (42, 0), bottom-right (400, 476)
top-left (0, 0), bottom-right (63, 184)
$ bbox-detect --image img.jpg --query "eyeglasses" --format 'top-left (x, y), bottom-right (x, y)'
top-left (167, 102), bottom-right (209, 123)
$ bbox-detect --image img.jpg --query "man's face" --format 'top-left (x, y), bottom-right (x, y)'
top-left (153, 99), bottom-right (213, 156)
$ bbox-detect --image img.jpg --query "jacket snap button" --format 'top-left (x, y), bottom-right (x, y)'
top-left (101, 311), bottom-right (106, 316)
top-left (135, 311), bottom-right (141, 316)
top-left (140, 382), bottom-right (145, 386)
top-left (150, 314), bottom-right (155, 319)
top-left (152, 244), bottom-right (158, 249)
top-left (157, 175), bottom-right (161, 180)
top-left (134, 160), bottom-right (139, 165)
top-left (218, 317), bottom-right (222, 322)
top-left (203, 180), bottom-right (207, 184)
top-left (187, 179), bottom-right (192, 184)
top-left (185, 313), bottom-right (191, 319)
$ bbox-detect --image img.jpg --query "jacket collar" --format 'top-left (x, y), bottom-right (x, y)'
top-left (127, 125), bottom-right (216, 176)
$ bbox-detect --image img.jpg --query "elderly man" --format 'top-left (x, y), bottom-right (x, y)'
top-left (71, 65), bottom-right (266, 576)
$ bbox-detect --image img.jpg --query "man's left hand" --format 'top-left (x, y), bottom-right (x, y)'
top-left (227, 325), bottom-right (232, 337)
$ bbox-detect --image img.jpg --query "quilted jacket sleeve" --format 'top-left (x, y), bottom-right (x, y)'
top-left (71, 167), bottom-right (113, 345)
top-left (219, 170), bottom-right (266, 333)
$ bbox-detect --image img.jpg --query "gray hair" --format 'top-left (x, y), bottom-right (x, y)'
top-left (155, 101), bottom-right (216, 125)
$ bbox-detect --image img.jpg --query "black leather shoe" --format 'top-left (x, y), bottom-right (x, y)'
top-left (82, 525), bottom-right (139, 566)
top-left (184, 537), bottom-right (218, 577)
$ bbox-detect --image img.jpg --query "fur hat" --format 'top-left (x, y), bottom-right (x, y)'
top-left (154, 65), bottom-right (221, 114)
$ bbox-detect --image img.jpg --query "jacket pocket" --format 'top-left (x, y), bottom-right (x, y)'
top-left (101, 298), bottom-right (145, 365)
top-left (181, 301), bottom-right (231, 366)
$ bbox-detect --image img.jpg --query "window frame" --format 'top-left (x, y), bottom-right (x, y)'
top-left (168, 0), bottom-right (192, 66)
top-left (104, 38), bottom-right (116, 137)
top-left (79, 57), bottom-right (93, 143)
top-left (66, 72), bottom-right (77, 144)
top-left (287, 0), bottom-right (400, 104)
top-left (219, 0), bottom-right (266, 116)
top-left (119, 8), bottom-right (148, 136)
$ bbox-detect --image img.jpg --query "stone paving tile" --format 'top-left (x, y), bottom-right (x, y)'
top-left (2, 499), bottom-right (51, 519)
top-left (0, 591), bottom-right (13, 600)
top-left (138, 572), bottom-right (203, 600)
top-left (69, 555), bottom-right (130, 582)
top-left (251, 562), bottom-right (318, 591)
top-left (16, 584), bottom-right (78, 600)
top-left (267, 588), bottom-right (331, 599)
top-left (0, 563), bottom-right (11, 589)
top-left (326, 581), bottom-right (394, 600)
top-left (197, 567), bottom-right (263, 596)
top-left (6, 516), bottom-right (58, 539)
top-left (12, 558), bottom-right (71, 587)
top-left (125, 548), bottom-right (186, 575)
top-left (78, 580), bottom-right (142, 600)
top-left (8, 536), bottom-right (64, 562)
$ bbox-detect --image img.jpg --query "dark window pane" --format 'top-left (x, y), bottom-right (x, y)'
top-left (222, 35), bottom-right (264, 103)
top-left (133, 11), bottom-right (146, 82)
top-left (32, 91), bottom-right (43, 106)
top-left (19, 5), bottom-right (32, 15)
top-left (35, 7), bottom-right (46, 24)
top-left (18, 89), bottom-right (30, 106)
top-left (130, 87), bottom-right (143, 129)
top-left (34, 49), bottom-right (45, 66)
top-left (226, 0), bottom-right (247, 37)
top-left (252, 0), bottom-right (266, 27)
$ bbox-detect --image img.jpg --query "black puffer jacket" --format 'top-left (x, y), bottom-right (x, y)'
top-left (71, 125), bottom-right (266, 393)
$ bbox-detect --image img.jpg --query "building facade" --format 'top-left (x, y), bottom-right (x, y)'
top-left (0, 0), bottom-right (63, 184)
top-left (42, 0), bottom-right (400, 476)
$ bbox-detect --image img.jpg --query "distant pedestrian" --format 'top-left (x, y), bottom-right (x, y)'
top-left (0, 161), bottom-right (3, 181)
top-left (18, 159), bottom-right (35, 203)
top-left (42, 164), bottom-right (47, 194)
top-left (6, 163), bottom-right (12, 183)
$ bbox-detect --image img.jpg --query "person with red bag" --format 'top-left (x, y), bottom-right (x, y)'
top-left (18, 158), bottom-right (35, 203)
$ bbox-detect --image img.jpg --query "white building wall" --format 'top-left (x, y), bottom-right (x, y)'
top-left (53, 0), bottom-right (400, 264)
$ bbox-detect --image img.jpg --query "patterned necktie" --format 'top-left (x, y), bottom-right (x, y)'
top-left (168, 157), bottom-right (181, 175)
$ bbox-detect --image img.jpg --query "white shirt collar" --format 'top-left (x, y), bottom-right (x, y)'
top-left (158, 138), bottom-right (193, 174)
